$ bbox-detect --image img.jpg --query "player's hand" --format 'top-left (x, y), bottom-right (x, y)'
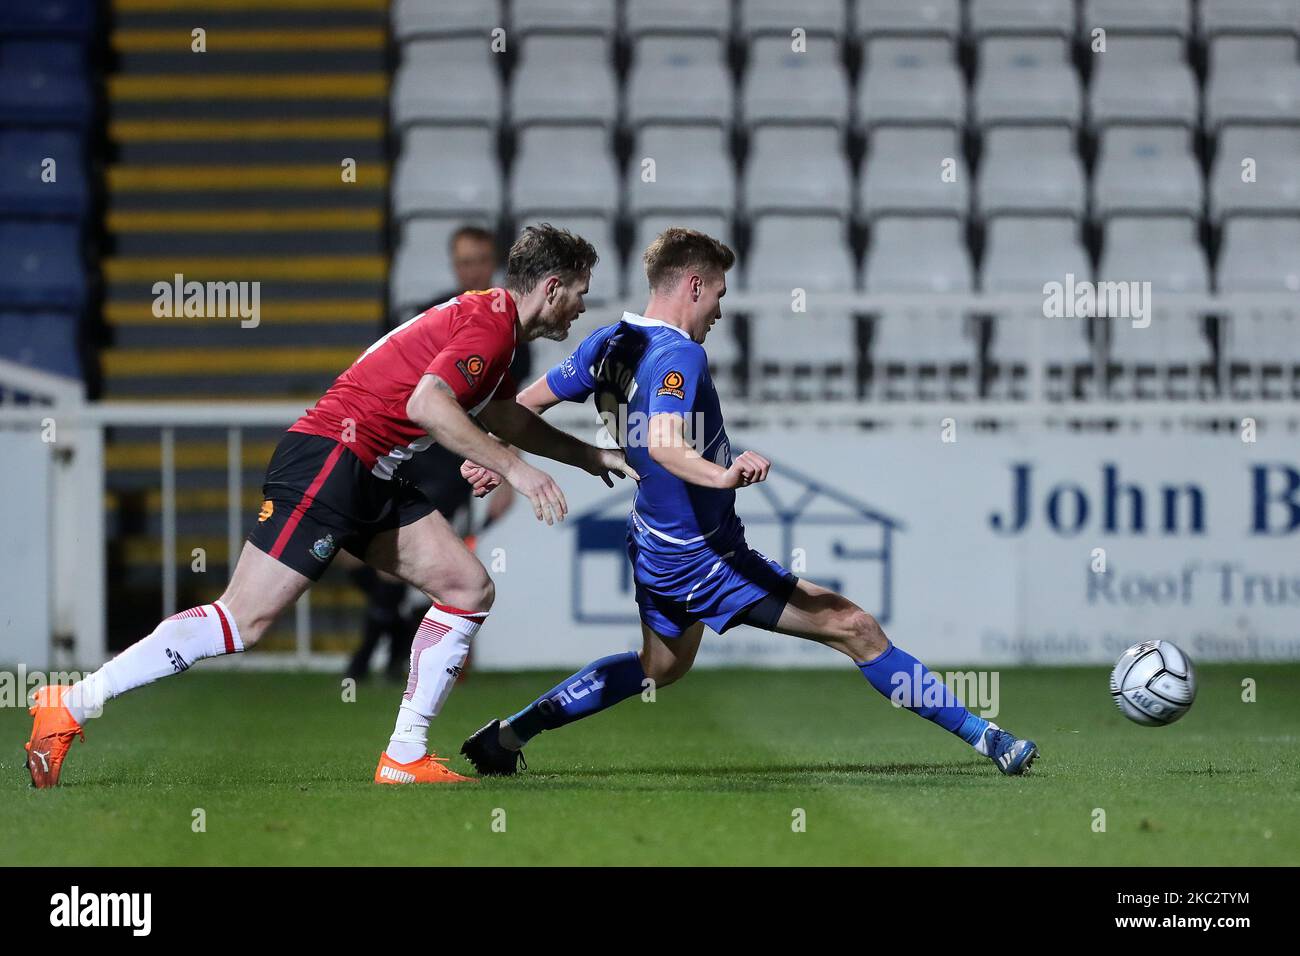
top-left (460, 460), bottom-right (503, 498)
top-left (720, 451), bottom-right (771, 489)
top-left (504, 459), bottom-right (568, 525)
top-left (585, 447), bottom-right (640, 487)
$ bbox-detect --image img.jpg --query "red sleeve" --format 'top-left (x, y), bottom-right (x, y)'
top-left (423, 316), bottom-right (515, 410)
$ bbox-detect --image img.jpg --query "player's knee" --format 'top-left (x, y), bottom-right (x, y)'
top-left (843, 608), bottom-right (887, 661)
top-left (639, 650), bottom-right (692, 688)
top-left (436, 571), bottom-right (494, 614)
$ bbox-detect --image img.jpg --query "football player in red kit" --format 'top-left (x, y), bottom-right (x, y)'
top-left (26, 225), bottom-right (636, 787)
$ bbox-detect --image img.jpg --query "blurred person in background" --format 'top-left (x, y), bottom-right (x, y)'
top-left (345, 226), bottom-right (533, 680)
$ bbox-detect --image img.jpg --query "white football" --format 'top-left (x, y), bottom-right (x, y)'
top-left (1109, 640), bottom-right (1197, 726)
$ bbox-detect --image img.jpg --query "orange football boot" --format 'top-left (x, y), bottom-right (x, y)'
top-left (25, 685), bottom-right (85, 789)
top-left (374, 751), bottom-right (476, 785)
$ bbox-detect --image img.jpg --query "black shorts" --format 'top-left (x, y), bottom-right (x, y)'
top-left (248, 432), bottom-right (436, 580)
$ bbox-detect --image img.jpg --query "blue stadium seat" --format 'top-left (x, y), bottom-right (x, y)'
top-left (0, 40), bottom-right (87, 74)
top-left (0, 222), bottom-right (86, 310)
top-left (0, 311), bottom-right (82, 379)
top-left (0, 58), bottom-right (93, 127)
top-left (0, 130), bottom-right (88, 219)
top-left (0, 0), bottom-right (96, 38)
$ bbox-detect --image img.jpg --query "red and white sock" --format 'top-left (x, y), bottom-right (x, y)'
top-left (386, 603), bottom-right (487, 764)
top-left (65, 601), bottom-right (244, 724)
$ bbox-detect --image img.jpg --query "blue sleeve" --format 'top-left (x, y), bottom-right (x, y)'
top-left (647, 344), bottom-right (708, 417)
top-left (544, 328), bottom-right (605, 402)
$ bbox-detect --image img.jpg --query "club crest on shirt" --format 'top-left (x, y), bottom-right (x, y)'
top-left (310, 534), bottom-right (337, 562)
top-left (257, 499), bottom-right (274, 522)
top-left (456, 355), bottom-right (485, 386)
top-left (657, 369), bottom-right (685, 399)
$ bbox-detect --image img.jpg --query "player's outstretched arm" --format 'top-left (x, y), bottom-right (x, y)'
top-left (408, 374), bottom-right (568, 525)
top-left (478, 396), bottom-right (639, 488)
top-left (647, 413), bottom-right (770, 489)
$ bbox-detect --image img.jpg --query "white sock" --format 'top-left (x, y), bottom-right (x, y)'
top-left (972, 722), bottom-right (999, 756)
top-left (386, 603), bottom-right (486, 763)
top-left (65, 601), bottom-right (244, 724)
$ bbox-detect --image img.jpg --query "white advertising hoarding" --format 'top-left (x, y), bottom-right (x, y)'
top-left (474, 426), bottom-right (1300, 669)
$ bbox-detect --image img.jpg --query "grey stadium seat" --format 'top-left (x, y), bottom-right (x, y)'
top-left (743, 126), bottom-right (853, 218)
top-left (392, 127), bottom-right (502, 221)
top-left (737, 0), bottom-right (847, 38)
top-left (511, 36), bottom-right (617, 129)
top-left (1087, 35), bottom-right (1198, 128)
top-left (391, 219), bottom-right (469, 317)
top-left (1199, 0), bottom-right (1300, 39)
top-left (973, 38), bottom-right (1083, 128)
top-left (855, 0), bottom-right (962, 40)
top-left (976, 126), bottom-right (1086, 219)
top-left (628, 125), bottom-right (735, 217)
top-left (1099, 216), bottom-right (1210, 292)
top-left (391, 39), bottom-right (502, 130)
top-left (864, 216), bottom-right (973, 292)
top-left (1092, 126), bottom-right (1203, 219)
top-left (510, 0), bottom-right (617, 38)
top-left (742, 36), bottom-right (851, 130)
top-left (1205, 36), bottom-right (1300, 129)
top-left (392, 0), bottom-right (503, 41)
top-left (509, 127), bottom-right (618, 219)
top-left (982, 217), bottom-right (1095, 400)
top-left (859, 126), bottom-right (969, 221)
top-left (625, 0), bottom-right (732, 38)
top-left (1081, 0), bottom-right (1193, 37)
top-left (746, 214), bottom-right (857, 292)
top-left (1217, 217), bottom-right (1300, 292)
top-left (968, 0), bottom-right (1076, 39)
top-left (857, 37), bottom-right (965, 129)
top-left (1210, 127), bottom-right (1300, 223)
top-left (625, 36), bottom-right (733, 129)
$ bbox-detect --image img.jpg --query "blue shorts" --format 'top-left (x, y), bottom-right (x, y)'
top-left (627, 515), bottom-right (799, 639)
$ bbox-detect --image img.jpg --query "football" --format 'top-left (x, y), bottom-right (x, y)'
top-left (1110, 641), bottom-right (1198, 726)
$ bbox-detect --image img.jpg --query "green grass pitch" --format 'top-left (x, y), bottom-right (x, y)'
top-left (2, 665), bottom-right (1297, 866)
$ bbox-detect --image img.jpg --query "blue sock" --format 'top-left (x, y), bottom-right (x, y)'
top-left (507, 652), bottom-right (647, 744)
top-left (858, 643), bottom-right (988, 746)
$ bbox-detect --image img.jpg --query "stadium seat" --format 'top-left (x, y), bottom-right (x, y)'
top-left (746, 215), bottom-right (858, 401)
top-left (510, 126), bottom-right (618, 219)
top-left (392, 128), bottom-right (502, 221)
top-left (0, 130), bottom-right (88, 219)
top-left (973, 37), bottom-right (1082, 129)
top-left (863, 216), bottom-right (973, 293)
top-left (628, 126), bottom-right (735, 217)
top-left (0, 311), bottom-right (81, 379)
top-left (1091, 126), bottom-right (1203, 220)
top-left (1210, 127), bottom-right (1300, 224)
top-left (511, 36), bottom-right (617, 129)
top-left (854, 0), bottom-right (962, 40)
top-left (1198, 0), bottom-right (1300, 39)
top-left (982, 216), bottom-right (1095, 401)
top-left (1217, 216), bottom-right (1300, 292)
top-left (0, 221), bottom-right (85, 310)
top-left (391, 0), bottom-right (503, 41)
top-left (975, 126), bottom-right (1086, 219)
top-left (737, 0), bottom-right (847, 39)
top-left (1080, 0), bottom-right (1193, 37)
top-left (743, 126), bottom-right (852, 218)
top-left (968, 0), bottom-right (1076, 39)
top-left (1204, 36), bottom-right (1300, 130)
top-left (625, 36), bottom-right (733, 130)
top-left (859, 126), bottom-right (969, 221)
top-left (0, 52), bottom-right (92, 127)
top-left (390, 219), bottom-right (469, 317)
top-left (0, 0), bottom-right (96, 37)
top-left (857, 37), bottom-right (964, 130)
top-left (510, 0), bottom-right (617, 38)
top-left (1100, 216), bottom-right (1213, 399)
top-left (625, 0), bottom-right (732, 38)
top-left (742, 36), bottom-right (851, 130)
top-left (391, 39), bottom-right (502, 130)
top-left (0, 40), bottom-right (87, 74)
top-left (1087, 35), bottom-right (1198, 129)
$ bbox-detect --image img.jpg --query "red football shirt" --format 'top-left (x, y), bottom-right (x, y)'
top-left (290, 289), bottom-right (519, 478)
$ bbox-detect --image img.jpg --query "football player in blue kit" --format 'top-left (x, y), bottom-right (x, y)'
top-left (461, 228), bottom-right (1038, 776)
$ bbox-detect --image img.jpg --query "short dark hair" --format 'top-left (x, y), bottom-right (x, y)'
top-left (643, 227), bottom-right (735, 292)
top-left (504, 223), bottom-right (599, 294)
top-left (448, 224), bottom-right (496, 253)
